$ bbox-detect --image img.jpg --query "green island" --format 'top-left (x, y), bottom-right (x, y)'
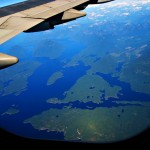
top-left (24, 102), bottom-right (150, 142)
top-left (1, 107), bottom-right (19, 116)
top-left (34, 39), bottom-right (65, 59)
top-left (119, 45), bottom-right (150, 95)
top-left (47, 71), bottom-right (63, 86)
top-left (61, 23), bottom-right (150, 95)
top-left (0, 61), bottom-right (41, 96)
top-left (47, 74), bottom-right (121, 104)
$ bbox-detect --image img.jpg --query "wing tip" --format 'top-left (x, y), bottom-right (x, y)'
top-left (0, 53), bottom-right (19, 70)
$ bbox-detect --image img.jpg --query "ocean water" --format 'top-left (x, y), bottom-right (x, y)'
top-left (1, 57), bottom-right (149, 139)
top-left (0, 59), bottom-right (89, 139)
top-left (0, 0), bottom-right (150, 141)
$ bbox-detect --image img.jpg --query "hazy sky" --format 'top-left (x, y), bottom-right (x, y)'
top-left (0, 0), bottom-right (27, 7)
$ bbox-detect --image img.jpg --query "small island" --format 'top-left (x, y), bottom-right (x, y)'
top-left (1, 107), bottom-right (19, 116)
top-left (47, 71), bottom-right (64, 86)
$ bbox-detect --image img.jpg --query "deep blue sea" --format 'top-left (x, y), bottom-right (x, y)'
top-left (0, 57), bottom-right (150, 139)
top-left (0, 0), bottom-right (150, 141)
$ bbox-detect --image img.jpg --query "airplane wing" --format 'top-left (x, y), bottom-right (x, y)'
top-left (0, 0), bottom-right (89, 44)
top-left (0, 0), bottom-right (113, 69)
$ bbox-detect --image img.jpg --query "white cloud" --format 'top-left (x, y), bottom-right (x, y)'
top-left (86, 0), bottom-right (150, 19)
top-left (88, 0), bottom-right (150, 9)
top-left (122, 12), bottom-right (130, 16)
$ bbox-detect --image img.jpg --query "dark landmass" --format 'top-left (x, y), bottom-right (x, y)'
top-left (0, 127), bottom-right (150, 147)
